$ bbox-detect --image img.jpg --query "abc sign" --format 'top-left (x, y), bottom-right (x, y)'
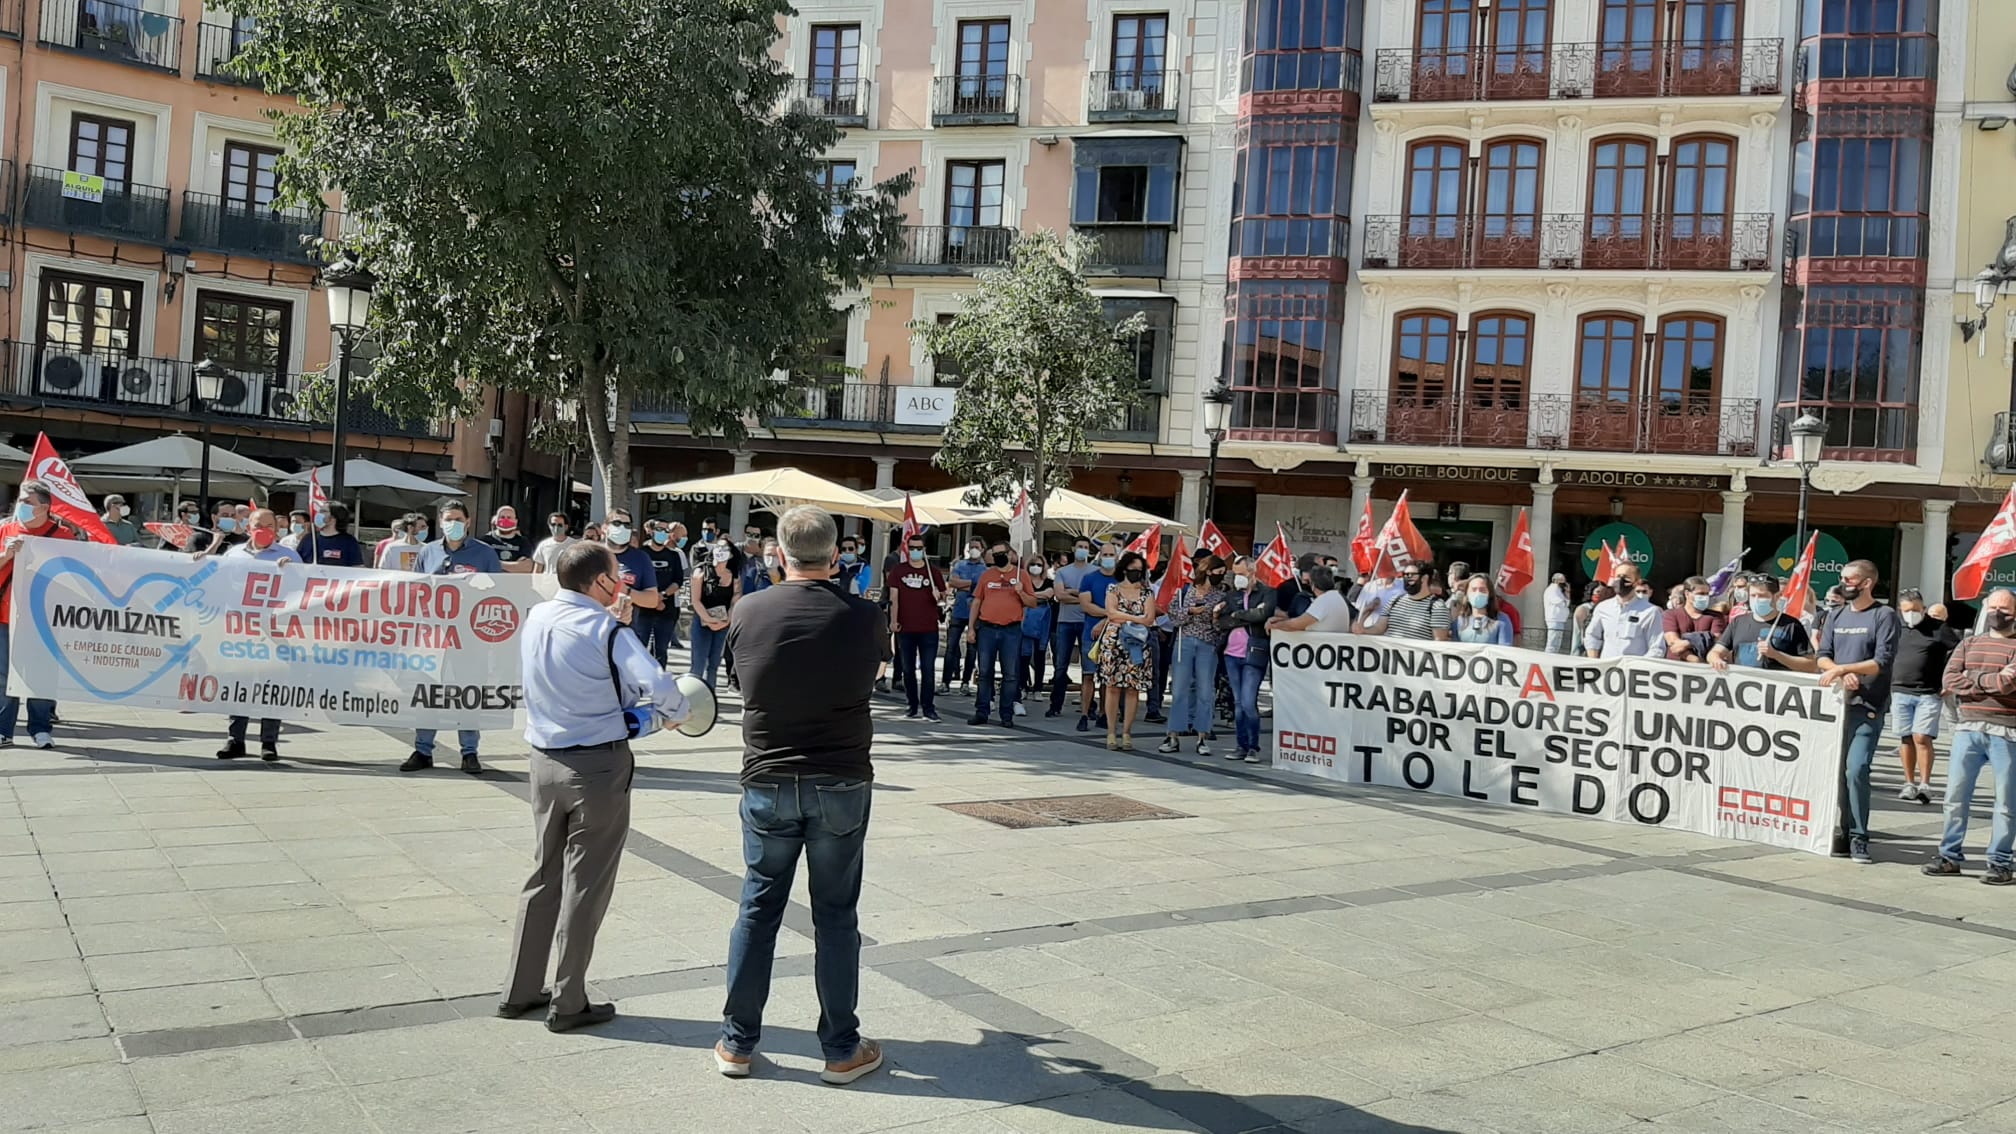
top-left (895, 387), bottom-right (958, 427)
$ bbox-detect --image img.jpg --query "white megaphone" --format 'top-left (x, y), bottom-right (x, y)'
top-left (620, 676), bottom-right (719, 741)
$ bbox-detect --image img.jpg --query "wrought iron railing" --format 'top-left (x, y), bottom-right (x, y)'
top-left (932, 73), bottom-right (1020, 123)
top-left (787, 76), bottom-right (869, 123)
top-left (1350, 390), bottom-right (1758, 456)
top-left (1360, 213), bottom-right (1773, 272)
top-left (1372, 39), bottom-right (1782, 102)
top-left (179, 191), bottom-right (328, 263)
top-left (1087, 70), bottom-right (1180, 120)
top-left (772, 381), bottom-right (889, 427)
top-left (40, 0), bottom-right (181, 71)
top-left (1090, 395), bottom-right (1162, 442)
top-left (24, 164), bottom-right (172, 244)
top-left (1077, 226), bottom-right (1170, 277)
top-left (194, 21), bottom-right (259, 85)
top-left (887, 224), bottom-right (1015, 272)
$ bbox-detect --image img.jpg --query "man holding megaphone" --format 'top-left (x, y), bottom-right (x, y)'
top-left (500, 541), bottom-right (695, 1033)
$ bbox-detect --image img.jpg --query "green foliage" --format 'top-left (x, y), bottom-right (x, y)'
top-left (227, 0), bottom-right (911, 496)
top-left (914, 231), bottom-right (1144, 541)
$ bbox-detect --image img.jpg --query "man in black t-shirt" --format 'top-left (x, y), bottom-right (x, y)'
top-left (480, 506), bottom-right (536, 573)
top-left (1710, 576), bottom-right (1817, 673)
top-left (717, 506), bottom-right (888, 1086)
top-left (642, 521), bottom-right (687, 659)
top-left (1889, 588), bottom-right (1959, 804)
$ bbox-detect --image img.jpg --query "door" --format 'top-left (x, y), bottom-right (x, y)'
top-left (1670, 0), bottom-right (1741, 94)
top-left (808, 25), bottom-right (862, 114)
top-left (195, 292), bottom-right (290, 415)
top-left (1112, 14), bottom-right (1169, 107)
top-left (1475, 139), bottom-right (1542, 267)
top-left (1386, 310), bottom-right (1456, 444)
top-left (954, 20), bottom-right (1011, 114)
top-left (1485, 0), bottom-right (1551, 99)
top-left (1666, 135), bottom-right (1733, 269)
top-left (1414, 0), bottom-right (1476, 100)
top-left (1401, 141), bottom-right (1467, 267)
top-left (1596, 0), bottom-right (1661, 96)
top-left (36, 273), bottom-right (141, 403)
top-left (1572, 313), bottom-right (1643, 450)
top-left (1465, 312), bottom-right (1532, 445)
top-left (1647, 315), bottom-right (1722, 452)
top-left (944, 160), bottom-right (1005, 263)
top-left (1585, 136), bottom-right (1652, 267)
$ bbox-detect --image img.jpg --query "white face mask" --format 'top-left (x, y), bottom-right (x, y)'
top-left (1233, 574), bottom-right (1252, 591)
top-left (1902, 611), bottom-right (1925, 628)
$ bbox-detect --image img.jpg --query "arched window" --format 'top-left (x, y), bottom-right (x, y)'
top-left (1667, 134), bottom-right (1735, 268)
top-left (1401, 140), bottom-right (1468, 267)
top-left (1386, 309), bottom-right (1457, 444)
top-left (1465, 310), bottom-right (1534, 446)
top-left (1572, 313), bottom-right (1643, 451)
top-left (1477, 138), bottom-right (1544, 267)
top-left (1585, 135), bottom-right (1652, 267)
top-left (1648, 314), bottom-right (1724, 452)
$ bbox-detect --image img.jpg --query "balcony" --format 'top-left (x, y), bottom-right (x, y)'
top-left (1087, 70), bottom-right (1180, 122)
top-left (1076, 226), bottom-right (1170, 278)
top-left (770, 382), bottom-right (889, 428)
top-left (631, 385), bottom-right (690, 424)
top-left (39, 0), bottom-right (181, 73)
top-left (786, 76), bottom-right (869, 126)
top-left (932, 74), bottom-right (1020, 126)
top-left (180, 191), bottom-right (327, 263)
top-left (886, 225), bottom-right (1014, 274)
top-left (1360, 214), bottom-right (1773, 273)
top-left (1090, 396), bottom-right (1163, 443)
top-left (1772, 402), bottom-right (1917, 463)
top-left (1372, 39), bottom-right (1783, 103)
top-left (1349, 390), bottom-right (1758, 457)
top-left (194, 21), bottom-right (258, 85)
top-left (24, 164), bottom-right (171, 245)
top-left (2, 342), bottom-right (444, 438)
top-left (1227, 386), bottom-right (1337, 445)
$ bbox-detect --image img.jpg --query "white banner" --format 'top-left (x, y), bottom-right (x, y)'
top-left (892, 385), bottom-right (957, 427)
top-left (7, 539), bottom-right (554, 729)
top-left (1269, 633), bottom-right (1846, 855)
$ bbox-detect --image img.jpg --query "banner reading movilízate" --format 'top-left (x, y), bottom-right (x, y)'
top-left (1269, 633), bottom-right (1846, 855)
top-left (7, 539), bottom-right (553, 729)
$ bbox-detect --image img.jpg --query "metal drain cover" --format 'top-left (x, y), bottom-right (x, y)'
top-left (940, 793), bottom-right (1191, 829)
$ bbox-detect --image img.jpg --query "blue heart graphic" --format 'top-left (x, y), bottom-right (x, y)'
top-left (28, 557), bottom-right (211, 702)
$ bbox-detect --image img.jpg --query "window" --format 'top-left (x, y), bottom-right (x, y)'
top-left (1596, 0), bottom-right (1662, 94)
top-left (1103, 297), bottom-right (1173, 394)
top-left (1678, 0), bottom-right (1739, 42)
top-left (1225, 282), bottom-right (1342, 440)
top-left (945, 160), bottom-right (1005, 228)
top-left (1654, 314), bottom-right (1721, 407)
top-left (1666, 134), bottom-right (1733, 267)
top-left (1486, 0), bottom-right (1551, 98)
top-left (931, 313), bottom-right (963, 385)
top-left (1477, 138), bottom-right (1543, 265)
top-left (195, 292), bottom-right (290, 380)
top-left (38, 272), bottom-right (140, 356)
top-left (1243, 0), bottom-right (1358, 92)
top-left (222, 142), bottom-right (281, 211)
top-left (956, 19), bottom-right (1010, 86)
top-left (1232, 131), bottom-right (1347, 256)
top-left (1404, 140), bottom-right (1465, 221)
top-left (1073, 135), bottom-right (1181, 230)
top-left (1795, 134), bottom-right (1927, 259)
top-left (1468, 311), bottom-right (1531, 408)
top-left (1782, 285), bottom-right (1920, 451)
top-left (1112, 14), bottom-right (1168, 90)
top-left (809, 24), bottom-right (862, 112)
top-left (1813, 0), bottom-right (1934, 36)
top-left (1576, 314), bottom-right (1642, 402)
top-left (1587, 136), bottom-right (1652, 263)
top-left (816, 160), bottom-right (856, 216)
top-left (1096, 166), bottom-right (1147, 223)
top-left (1390, 310), bottom-right (1455, 403)
top-left (69, 114), bottom-right (136, 185)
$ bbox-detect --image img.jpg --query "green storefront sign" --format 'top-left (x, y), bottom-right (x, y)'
top-left (1580, 521), bottom-right (1653, 580)
top-left (1771, 531), bottom-right (1849, 595)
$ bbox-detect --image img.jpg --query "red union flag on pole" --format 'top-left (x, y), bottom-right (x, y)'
top-left (1780, 532), bottom-right (1821, 620)
top-left (1255, 524), bottom-right (1295, 588)
top-left (307, 466), bottom-right (330, 515)
top-left (1594, 539), bottom-right (1617, 585)
top-left (1368, 492), bottom-right (1432, 580)
top-left (1196, 519), bottom-right (1234, 562)
top-left (26, 433), bottom-right (115, 544)
top-left (1154, 535), bottom-right (1191, 610)
top-left (143, 521), bottom-right (194, 550)
top-left (1496, 508), bottom-right (1535, 595)
top-left (1350, 498), bottom-right (1378, 575)
top-left (1955, 485), bottom-right (2016, 601)
top-left (899, 493), bottom-right (922, 547)
top-left (1124, 522), bottom-right (1162, 572)
top-left (1008, 488), bottom-right (1033, 551)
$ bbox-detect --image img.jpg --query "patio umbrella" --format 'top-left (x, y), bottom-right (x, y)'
top-left (279, 459), bottom-right (461, 508)
top-left (906, 485), bottom-right (1183, 539)
top-left (0, 441), bottom-right (26, 487)
top-left (860, 486), bottom-right (985, 528)
top-left (68, 435), bottom-right (292, 500)
top-left (639, 466), bottom-right (894, 522)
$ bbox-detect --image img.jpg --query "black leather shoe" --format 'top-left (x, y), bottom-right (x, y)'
top-left (215, 741), bottom-right (247, 760)
top-left (968, 714), bottom-right (988, 726)
top-left (497, 990), bottom-right (552, 1019)
top-left (461, 755), bottom-right (484, 776)
top-left (398, 752), bottom-right (432, 772)
top-left (546, 1002), bottom-right (617, 1032)
top-left (260, 745), bottom-right (280, 763)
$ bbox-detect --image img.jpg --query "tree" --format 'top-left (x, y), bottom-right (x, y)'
top-left (914, 231), bottom-right (1145, 545)
top-left (228, 0), bottom-right (910, 501)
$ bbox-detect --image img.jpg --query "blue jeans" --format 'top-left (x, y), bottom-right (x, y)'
top-left (972, 623), bottom-right (1020, 721)
top-left (1839, 706), bottom-right (1882, 842)
top-left (1167, 636), bottom-right (1220, 736)
top-left (941, 617), bottom-right (975, 686)
top-left (1939, 729), bottom-right (2016, 868)
top-left (1020, 634), bottom-right (1046, 694)
top-left (0, 628), bottom-right (55, 741)
top-left (642, 606), bottom-right (682, 665)
top-left (1049, 622), bottom-right (1084, 712)
top-left (414, 729), bottom-right (480, 758)
top-left (722, 775), bottom-right (871, 1061)
top-left (689, 622), bottom-right (728, 690)
top-left (1147, 629), bottom-right (1173, 715)
top-left (1227, 652), bottom-right (1267, 753)
top-left (896, 631), bottom-right (938, 713)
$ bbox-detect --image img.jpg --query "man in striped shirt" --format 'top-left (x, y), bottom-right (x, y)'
top-left (1926, 588), bottom-right (2016, 885)
top-left (1353, 562), bottom-right (1452, 642)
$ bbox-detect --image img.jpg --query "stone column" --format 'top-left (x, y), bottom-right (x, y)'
top-left (1178, 469), bottom-right (1203, 538)
top-left (1524, 482), bottom-right (1556, 644)
top-left (1718, 490), bottom-right (1748, 572)
top-left (727, 450), bottom-right (754, 535)
top-left (1921, 499), bottom-right (1953, 606)
top-left (1348, 474), bottom-right (1375, 547)
top-left (1701, 513), bottom-right (1724, 576)
top-left (870, 456), bottom-right (898, 562)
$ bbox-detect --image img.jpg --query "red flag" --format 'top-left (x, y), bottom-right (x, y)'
top-left (1781, 532), bottom-right (1820, 620)
top-left (1197, 519), bottom-right (1234, 561)
top-left (1154, 535), bottom-right (1190, 609)
top-left (1594, 539), bottom-right (1617, 585)
top-left (1255, 524), bottom-right (1295, 588)
top-left (1124, 522), bottom-right (1162, 572)
top-left (26, 433), bottom-right (115, 544)
top-left (1368, 492), bottom-right (1432, 580)
top-left (307, 467), bottom-right (330, 515)
top-left (1350, 498), bottom-right (1378, 575)
top-left (1956, 486), bottom-right (2016, 601)
top-left (899, 493), bottom-right (922, 547)
top-left (144, 521), bottom-right (194, 550)
top-left (1496, 508), bottom-right (1534, 596)
top-left (1611, 535), bottom-right (1633, 581)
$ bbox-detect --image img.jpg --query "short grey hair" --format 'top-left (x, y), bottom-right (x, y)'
top-left (777, 505), bottom-right (837, 569)
top-left (17, 479), bottom-right (52, 506)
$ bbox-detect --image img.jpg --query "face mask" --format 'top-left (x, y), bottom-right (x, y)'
top-left (497, 518), bottom-right (517, 533)
top-left (1468, 592), bottom-right (1489, 609)
top-left (840, 552), bottom-right (858, 565)
top-left (441, 520), bottom-right (467, 543)
top-left (1099, 556), bottom-right (1116, 571)
top-left (1690, 594), bottom-right (1710, 612)
top-left (966, 547), bottom-right (982, 561)
top-left (1902, 611), bottom-right (1925, 628)
top-left (550, 524), bottom-right (566, 536)
top-left (991, 551), bottom-right (1009, 568)
top-left (607, 525), bottom-right (632, 545)
top-left (1029, 565), bottom-right (1044, 578)
top-left (909, 550), bottom-right (925, 563)
top-left (217, 517), bottom-right (237, 533)
top-left (1404, 576), bottom-right (1427, 595)
top-left (652, 531), bottom-right (670, 545)
top-left (713, 546), bottom-right (732, 565)
top-left (179, 514), bottom-right (198, 525)
top-left (1749, 597), bottom-right (1774, 619)
top-left (1233, 574), bottom-right (1251, 591)
top-left (1208, 572), bottom-right (1226, 585)
top-left (13, 502), bottom-right (35, 524)
top-left (676, 536), bottom-right (688, 548)
top-left (1074, 548), bottom-right (1090, 562)
top-left (1837, 583), bottom-right (1863, 602)
top-left (413, 527), bottom-right (429, 542)
top-left (250, 528), bottom-right (277, 549)
top-left (1991, 611), bottom-right (2016, 632)
top-left (1124, 568), bottom-right (1145, 583)
top-left (314, 512), bottom-right (329, 529)
top-left (289, 522), bottom-right (305, 537)
top-left (112, 505), bottom-right (126, 518)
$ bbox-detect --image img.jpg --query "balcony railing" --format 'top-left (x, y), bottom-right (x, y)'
top-left (194, 20), bottom-right (258, 85)
top-left (886, 224), bottom-right (1015, 273)
top-left (1087, 70), bottom-right (1179, 121)
top-left (3, 342), bottom-right (444, 438)
top-left (787, 76), bottom-right (869, 125)
top-left (40, 0), bottom-right (182, 72)
top-left (1349, 390), bottom-right (1758, 456)
top-left (180, 191), bottom-right (327, 262)
top-left (932, 73), bottom-right (1020, 125)
top-left (1360, 213), bottom-right (1773, 273)
top-left (1076, 226), bottom-right (1170, 277)
top-left (1372, 39), bottom-right (1783, 103)
top-left (1227, 386), bottom-right (1337, 445)
top-left (1090, 395), bottom-right (1163, 442)
top-left (24, 164), bottom-right (172, 244)
top-left (771, 381), bottom-right (889, 428)
top-left (1772, 402), bottom-right (1917, 463)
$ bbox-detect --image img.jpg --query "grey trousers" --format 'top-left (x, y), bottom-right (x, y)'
top-left (503, 740), bottom-right (633, 1014)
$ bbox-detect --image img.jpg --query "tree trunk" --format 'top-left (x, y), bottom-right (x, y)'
top-left (1031, 385), bottom-right (1047, 553)
top-left (577, 359), bottom-right (624, 517)
top-left (609, 371), bottom-right (634, 515)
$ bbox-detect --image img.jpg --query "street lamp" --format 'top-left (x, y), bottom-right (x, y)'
top-left (1789, 411), bottom-right (1826, 555)
top-left (322, 258), bottom-right (376, 505)
top-left (1200, 378), bottom-right (1232, 526)
top-left (189, 359), bottom-right (227, 510)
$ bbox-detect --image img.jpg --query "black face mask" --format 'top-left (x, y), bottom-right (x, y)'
top-left (1404, 576), bottom-right (1427, 595)
top-left (992, 552), bottom-right (1009, 568)
top-left (1991, 611), bottom-right (2014, 632)
top-left (1837, 583), bottom-right (1863, 602)
top-left (1124, 568), bottom-right (1145, 583)
top-left (1207, 572), bottom-right (1226, 585)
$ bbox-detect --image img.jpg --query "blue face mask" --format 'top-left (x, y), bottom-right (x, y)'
top-left (414, 527), bottom-right (429, 542)
top-left (1690, 594), bottom-right (1710, 612)
top-left (12, 502), bottom-right (34, 524)
top-left (909, 550), bottom-right (924, 564)
top-left (841, 552), bottom-right (857, 565)
top-left (1074, 548), bottom-right (1090, 562)
top-left (217, 517), bottom-right (237, 533)
top-left (289, 522), bottom-right (306, 537)
top-left (1749, 597), bottom-right (1774, 619)
top-left (441, 520), bottom-right (466, 543)
top-left (676, 536), bottom-right (688, 548)
top-left (651, 531), bottom-right (670, 545)
top-left (1468, 592), bottom-right (1489, 609)
top-left (1099, 556), bottom-right (1116, 571)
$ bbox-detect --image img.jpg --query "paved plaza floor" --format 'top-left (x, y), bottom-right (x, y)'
top-left (2, 675), bottom-right (2013, 1133)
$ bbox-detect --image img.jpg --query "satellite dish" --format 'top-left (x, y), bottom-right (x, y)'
top-left (672, 675), bottom-right (717, 738)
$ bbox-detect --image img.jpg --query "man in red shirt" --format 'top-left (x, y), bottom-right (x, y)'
top-left (1662, 574), bottom-right (1729, 663)
top-left (966, 541), bottom-right (1037, 727)
top-left (1, 481), bottom-right (80, 748)
top-left (885, 535), bottom-right (947, 721)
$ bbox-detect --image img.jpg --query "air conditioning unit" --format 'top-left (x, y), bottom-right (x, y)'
top-left (265, 382), bottom-right (301, 421)
top-left (36, 351), bottom-right (92, 397)
top-left (209, 369), bottom-right (264, 415)
top-left (1987, 414), bottom-right (2016, 473)
top-left (113, 358), bottom-right (175, 408)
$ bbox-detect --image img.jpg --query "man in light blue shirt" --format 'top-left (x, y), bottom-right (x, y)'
top-left (403, 501), bottom-right (502, 774)
top-left (215, 509), bottom-right (299, 761)
top-left (503, 541), bottom-right (687, 1033)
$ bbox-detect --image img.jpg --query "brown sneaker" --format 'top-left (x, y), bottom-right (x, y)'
top-left (821, 1038), bottom-right (884, 1085)
top-left (714, 1040), bottom-right (752, 1078)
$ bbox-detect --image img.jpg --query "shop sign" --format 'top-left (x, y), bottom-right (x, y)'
top-left (1371, 463), bottom-right (1537, 484)
top-left (1771, 531), bottom-right (1850, 595)
top-left (1580, 521), bottom-right (1654, 579)
top-left (893, 386), bottom-right (957, 428)
top-left (1557, 470), bottom-right (1727, 490)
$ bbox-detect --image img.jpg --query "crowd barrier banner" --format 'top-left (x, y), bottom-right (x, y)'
top-left (8, 539), bottom-right (553, 730)
top-left (1269, 633), bottom-right (1846, 855)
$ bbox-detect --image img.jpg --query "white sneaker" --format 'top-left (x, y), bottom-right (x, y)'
top-left (30, 733), bottom-right (52, 750)
top-left (1917, 783), bottom-right (1935, 804)
top-left (1013, 703), bottom-right (1026, 717)
top-left (1898, 783), bottom-right (1920, 801)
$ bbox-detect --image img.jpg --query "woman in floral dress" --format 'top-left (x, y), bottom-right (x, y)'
top-left (1096, 550), bottom-right (1158, 751)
